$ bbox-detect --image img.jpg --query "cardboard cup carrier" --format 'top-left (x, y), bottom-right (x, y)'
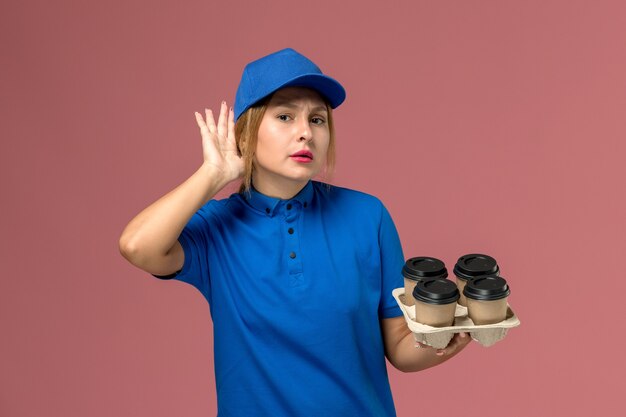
top-left (393, 273), bottom-right (519, 349)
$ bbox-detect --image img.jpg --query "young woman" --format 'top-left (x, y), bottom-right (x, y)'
top-left (119, 48), bottom-right (470, 417)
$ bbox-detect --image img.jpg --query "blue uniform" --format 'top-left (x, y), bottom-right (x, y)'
top-left (168, 180), bottom-right (404, 416)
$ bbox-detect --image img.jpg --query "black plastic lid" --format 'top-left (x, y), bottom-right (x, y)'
top-left (402, 257), bottom-right (448, 282)
top-left (463, 275), bottom-right (510, 301)
top-left (453, 253), bottom-right (499, 282)
top-left (412, 278), bottom-right (460, 305)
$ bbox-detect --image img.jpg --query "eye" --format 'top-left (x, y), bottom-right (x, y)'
top-left (311, 117), bottom-right (326, 125)
top-left (277, 114), bottom-right (292, 122)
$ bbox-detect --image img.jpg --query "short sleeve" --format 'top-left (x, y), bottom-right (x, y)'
top-left (377, 204), bottom-right (405, 319)
top-left (170, 206), bottom-right (213, 300)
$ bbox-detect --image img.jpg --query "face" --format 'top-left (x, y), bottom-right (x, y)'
top-left (252, 87), bottom-right (330, 197)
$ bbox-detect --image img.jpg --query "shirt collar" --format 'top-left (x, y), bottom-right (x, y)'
top-left (245, 181), bottom-right (315, 216)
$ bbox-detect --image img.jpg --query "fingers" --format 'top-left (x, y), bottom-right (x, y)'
top-left (413, 333), bottom-right (471, 356)
top-left (228, 106), bottom-right (235, 139)
top-left (225, 106), bottom-right (237, 151)
top-left (436, 332), bottom-right (471, 356)
top-left (195, 101), bottom-right (237, 154)
top-left (217, 101), bottom-right (228, 137)
top-left (413, 340), bottom-right (453, 356)
top-left (196, 101), bottom-right (230, 140)
top-left (205, 108), bottom-right (217, 133)
top-left (195, 111), bottom-right (210, 137)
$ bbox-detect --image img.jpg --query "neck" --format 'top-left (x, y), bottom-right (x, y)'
top-left (251, 174), bottom-right (308, 200)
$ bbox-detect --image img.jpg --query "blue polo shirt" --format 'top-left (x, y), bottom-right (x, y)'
top-left (170, 180), bottom-right (404, 417)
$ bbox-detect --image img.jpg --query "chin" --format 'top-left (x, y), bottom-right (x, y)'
top-left (291, 169), bottom-right (321, 182)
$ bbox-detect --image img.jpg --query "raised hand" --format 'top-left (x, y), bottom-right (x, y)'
top-left (194, 101), bottom-right (244, 184)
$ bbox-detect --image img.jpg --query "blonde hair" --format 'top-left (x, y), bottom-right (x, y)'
top-left (235, 98), bottom-right (336, 194)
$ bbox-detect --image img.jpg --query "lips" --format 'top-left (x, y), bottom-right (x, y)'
top-left (290, 150), bottom-right (313, 161)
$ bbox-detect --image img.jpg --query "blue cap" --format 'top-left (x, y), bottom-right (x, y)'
top-left (234, 48), bottom-right (346, 121)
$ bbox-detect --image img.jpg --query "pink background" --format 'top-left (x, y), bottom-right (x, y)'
top-left (2, 1), bottom-right (625, 416)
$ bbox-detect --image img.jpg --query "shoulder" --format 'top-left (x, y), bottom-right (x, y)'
top-left (312, 181), bottom-right (390, 226)
top-left (313, 181), bottom-right (385, 211)
top-left (196, 192), bottom-right (245, 221)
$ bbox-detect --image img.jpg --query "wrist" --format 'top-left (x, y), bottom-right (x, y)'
top-left (198, 162), bottom-right (237, 189)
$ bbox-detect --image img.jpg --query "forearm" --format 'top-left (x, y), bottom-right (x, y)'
top-left (119, 163), bottom-right (231, 268)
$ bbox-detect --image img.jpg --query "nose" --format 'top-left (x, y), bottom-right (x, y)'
top-left (297, 118), bottom-right (313, 142)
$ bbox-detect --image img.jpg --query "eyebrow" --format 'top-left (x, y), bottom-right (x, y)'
top-left (269, 101), bottom-right (328, 113)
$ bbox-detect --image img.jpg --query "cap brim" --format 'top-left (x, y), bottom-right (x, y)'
top-left (280, 73), bottom-right (346, 109)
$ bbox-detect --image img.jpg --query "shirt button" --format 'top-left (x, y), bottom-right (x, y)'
top-left (286, 203), bottom-right (292, 210)
top-left (288, 228), bottom-right (294, 234)
top-left (265, 208), bottom-right (270, 214)
top-left (289, 252), bottom-right (296, 259)
top-left (304, 202), bottom-right (308, 208)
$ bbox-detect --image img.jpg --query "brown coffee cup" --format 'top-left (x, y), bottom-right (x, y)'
top-left (464, 275), bottom-right (511, 325)
top-left (412, 278), bottom-right (459, 327)
top-left (402, 257), bottom-right (448, 306)
top-left (453, 254), bottom-right (500, 306)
